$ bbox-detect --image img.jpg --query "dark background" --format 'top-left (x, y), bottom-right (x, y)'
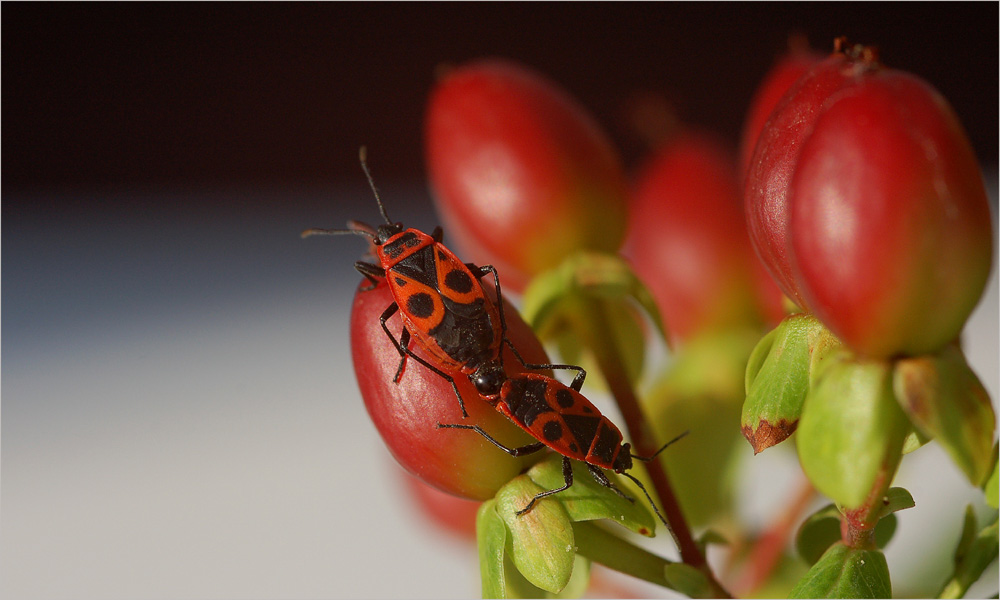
top-left (4, 3), bottom-right (998, 202)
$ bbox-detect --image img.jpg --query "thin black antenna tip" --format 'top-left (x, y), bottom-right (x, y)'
top-left (356, 146), bottom-right (393, 225)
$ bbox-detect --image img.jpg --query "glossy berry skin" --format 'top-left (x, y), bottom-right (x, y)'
top-left (351, 277), bottom-right (548, 500)
top-left (789, 70), bottom-right (992, 358)
top-left (738, 47), bottom-right (823, 182)
top-left (425, 59), bottom-right (630, 292)
top-left (626, 131), bottom-right (785, 346)
top-left (744, 49), bottom-right (867, 310)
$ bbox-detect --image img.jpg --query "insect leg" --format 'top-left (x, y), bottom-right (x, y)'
top-left (379, 303), bottom-right (467, 415)
top-left (516, 456), bottom-right (575, 516)
top-left (355, 261), bottom-right (386, 291)
top-left (470, 262), bottom-right (587, 386)
top-left (586, 464), bottom-right (634, 503)
top-left (503, 337), bottom-right (588, 387)
top-left (392, 328), bottom-right (411, 384)
top-left (618, 470), bottom-right (674, 533)
top-left (436, 423), bottom-right (545, 456)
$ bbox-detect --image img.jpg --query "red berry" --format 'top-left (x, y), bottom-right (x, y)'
top-left (744, 44), bottom-right (871, 310)
top-left (425, 59), bottom-right (629, 292)
top-left (789, 69), bottom-right (992, 357)
top-left (625, 130), bottom-right (784, 346)
top-left (351, 278), bottom-right (548, 500)
top-left (738, 41), bottom-right (823, 182)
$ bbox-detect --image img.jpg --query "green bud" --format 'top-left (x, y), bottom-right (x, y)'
top-left (742, 314), bottom-right (842, 453)
top-left (796, 351), bottom-right (910, 509)
top-left (495, 474), bottom-right (576, 594)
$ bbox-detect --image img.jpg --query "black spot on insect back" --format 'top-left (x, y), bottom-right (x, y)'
top-left (543, 421), bottom-right (563, 442)
top-left (555, 389), bottom-right (574, 408)
top-left (407, 293), bottom-right (435, 319)
top-left (444, 269), bottom-right (473, 294)
top-left (506, 378), bottom-right (553, 427)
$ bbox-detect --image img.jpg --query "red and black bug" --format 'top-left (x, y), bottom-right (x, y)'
top-left (438, 368), bottom-right (687, 526)
top-left (304, 148), bottom-right (575, 416)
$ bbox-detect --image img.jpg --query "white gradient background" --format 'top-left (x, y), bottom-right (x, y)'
top-left (2, 178), bottom-right (997, 598)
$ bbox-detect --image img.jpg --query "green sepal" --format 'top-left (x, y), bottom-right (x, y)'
top-left (938, 506), bottom-right (999, 599)
top-left (893, 345), bottom-right (997, 486)
top-left (795, 489), bottom-right (913, 566)
top-left (742, 314), bottom-right (842, 454)
top-left (796, 351), bottom-right (910, 509)
top-left (872, 487), bottom-right (915, 520)
top-left (984, 443), bottom-right (998, 509)
top-left (788, 543), bottom-right (891, 598)
top-left (495, 474), bottom-right (576, 594)
top-left (520, 250), bottom-right (669, 385)
top-left (477, 500), bottom-right (511, 599)
top-left (525, 454), bottom-right (657, 537)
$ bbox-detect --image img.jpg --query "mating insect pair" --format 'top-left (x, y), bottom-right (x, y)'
top-left (305, 148), bottom-right (684, 527)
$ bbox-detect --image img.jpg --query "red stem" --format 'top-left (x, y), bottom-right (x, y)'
top-left (574, 298), bottom-right (731, 598)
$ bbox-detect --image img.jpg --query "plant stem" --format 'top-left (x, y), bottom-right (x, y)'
top-left (573, 521), bottom-right (675, 589)
top-left (570, 296), bottom-right (732, 598)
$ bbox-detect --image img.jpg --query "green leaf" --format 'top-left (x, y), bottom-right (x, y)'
top-left (742, 314), bottom-right (842, 454)
top-left (525, 454), bottom-right (656, 537)
top-left (572, 520), bottom-right (681, 591)
top-left (874, 487), bottom-right (916, 520)
top-left (795, 505), bottom-right (843, 566)
top-left (663, 563), bottom-right (715, 599)
top-left (477, 500), bottom-right (510, 599)
top-left (893, 345), bottom-right (997, 486)
top-left (985, 444), bottom-right (999, 509)
top-left (796, 351), bottom-right (910, 509)
top-left (495, 475), bottom-right (576, 594)
top-left (788, 543), bottom-right (891, 598)
top-left (939, 509), bottom-right (999, 599)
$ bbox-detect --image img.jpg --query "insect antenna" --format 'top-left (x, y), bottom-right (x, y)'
top-left (358, 146), bottom-right (393, 225)
top-left (300, 226), bottom-right (376, 241)
top-left (631, 430), bottom-right (689, 462)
